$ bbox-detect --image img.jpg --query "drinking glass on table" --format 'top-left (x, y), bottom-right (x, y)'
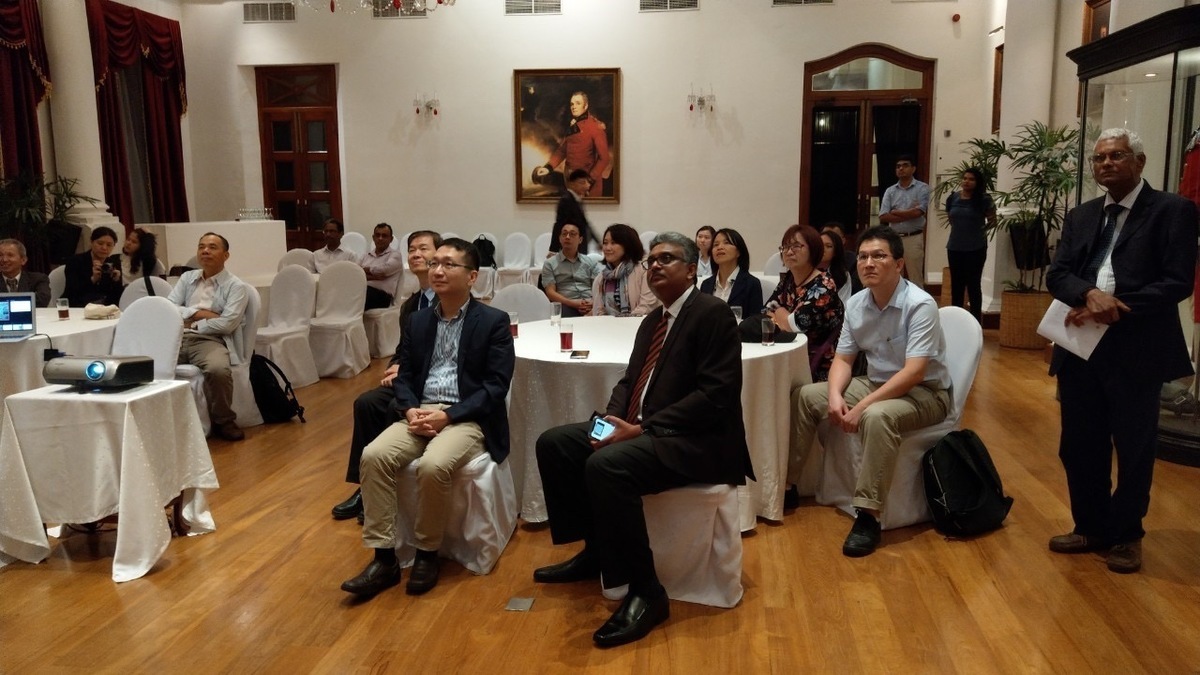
top-left (559, 321), bottom-right (574, 352)
top-left (760, 317), bottom-right (775, 346)
top-left (550, 301), bottom-right (562, 326)
top-left (508, 312), bottom-right (519, 338)
top-left (56, 298), bottom-right (70, 320)
top-left (730, 305), bottom-right (743, 322)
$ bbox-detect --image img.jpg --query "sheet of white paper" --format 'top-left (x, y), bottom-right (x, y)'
top-left (1037, 299), bottom-right (1108, 360)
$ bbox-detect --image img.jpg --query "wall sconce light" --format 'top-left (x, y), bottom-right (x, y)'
top-left (414, 95), bottom-right (440, 117)
top-left (688, 84), bottom-right (716, 114)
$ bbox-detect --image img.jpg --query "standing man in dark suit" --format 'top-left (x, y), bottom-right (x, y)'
top-left (548, 169), bottom-right (598, 255)
top-left (331, 231), bottom-right (442, 523)
top-left (1046, 128), bottom-right (1198, 574)
top-left (341, 238), bottom-right (514, 598)
top-left (0, 239), bottom-right (51, 307)
top-left (534, 232), bottom-right (752, 648)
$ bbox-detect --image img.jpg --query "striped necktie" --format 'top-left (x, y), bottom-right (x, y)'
top-left (1082, 204), bottom-right (1123, 283)
top-left (5, 277), bottom-right (16, 293)
top-left (626, 311), bottom-right (670, 422)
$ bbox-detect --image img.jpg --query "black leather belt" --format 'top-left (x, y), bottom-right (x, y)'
top-left (896, 230), bottom-right (924, 237)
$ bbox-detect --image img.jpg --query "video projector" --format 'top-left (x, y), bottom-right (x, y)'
top-left (43, 356), bottom-right (155, 390)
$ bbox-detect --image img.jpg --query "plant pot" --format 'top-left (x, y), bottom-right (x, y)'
top-left (999, 290), bottom-right (1052, 349)
top-left (1009, 224), bottom-right (1050, 271)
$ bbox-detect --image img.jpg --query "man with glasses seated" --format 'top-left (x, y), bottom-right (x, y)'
top-left (787, 225), bottom-right (951, 557)
top-left (533, 232), bottom-right (753, 647)
top-left (878, 154), bottom-right (931, 287)
top-left (541, 222), bottom-right (600, 318)
top-left (340, 238), bottom-right (515, 598)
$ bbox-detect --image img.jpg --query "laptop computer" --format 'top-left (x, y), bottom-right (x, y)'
top-left (0, 292), bottom-right (37, 343)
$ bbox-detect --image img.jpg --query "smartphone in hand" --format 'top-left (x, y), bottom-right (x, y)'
top-left (589, 416), bottom-right (616, 441)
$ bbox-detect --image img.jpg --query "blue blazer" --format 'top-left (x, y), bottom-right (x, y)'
top-left (699, 269), bottom-right (764, 316)
top-left (392, 298), bottom-right (516, 462)
top-left (1047, 182), bottom-right (1198, 383)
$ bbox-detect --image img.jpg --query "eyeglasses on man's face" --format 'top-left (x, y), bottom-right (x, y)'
top-left (779, 242), bottom-right (806, 254)
top-left (428, 260), bottom-right (475, 271)
top-left (641, 253), bottom-right (685, 269)
top-left (1090, 151), bottom-right (1136, 164)
top-left (856, 252), bottom-right (893, 263)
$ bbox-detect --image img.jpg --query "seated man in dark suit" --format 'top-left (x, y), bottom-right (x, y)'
top-left (341, 238), bottom-right (514, 598)
top-left (534, 232), bottom-right (752, 648)
top-left (0, 239), bottom-right (51, 307)
top-left (331, 231), bottom-right (443, 523)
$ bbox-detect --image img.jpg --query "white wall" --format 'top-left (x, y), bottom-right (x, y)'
top-left (178, 0), bottom-right (1003, 270)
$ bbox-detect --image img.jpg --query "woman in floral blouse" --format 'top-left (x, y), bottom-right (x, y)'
top-left (766, 224), bottom-right (845, 381)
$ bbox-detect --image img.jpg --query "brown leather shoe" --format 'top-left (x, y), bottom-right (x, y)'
top-left (1107, 541), bottom-right (1142, 574)
top-left (214, 422), bottom-right (245, 441)
top-left (1048, 532), bottom-right (1106, 554)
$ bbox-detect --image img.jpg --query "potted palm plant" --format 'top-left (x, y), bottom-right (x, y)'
top-left (933, 122), bottom-right (1079, 347)
top-left (0, 174), bottom-right (97, 272)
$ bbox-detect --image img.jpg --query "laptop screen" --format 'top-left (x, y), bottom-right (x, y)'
top-left (0, 292), bottom-right (37, 341)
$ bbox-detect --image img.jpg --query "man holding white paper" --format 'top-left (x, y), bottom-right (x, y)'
top-left (1045, 128), bottom-right (1198, 574)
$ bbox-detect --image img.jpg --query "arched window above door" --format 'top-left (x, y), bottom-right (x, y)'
top-left (812, 57), bottom-right (924, 92)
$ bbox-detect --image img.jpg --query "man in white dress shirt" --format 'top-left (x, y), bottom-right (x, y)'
top-left (313, 218), bottom-right (358, 272)
top-left (360, 223), bottom-right (405, 310)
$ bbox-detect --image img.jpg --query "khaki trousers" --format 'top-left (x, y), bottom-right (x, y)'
top-left (179, 333), bottom-right (235, 426)
top-left (359, 403), bottom-right (484, 551)
top-left (789, 377), bottom-right (950, 511)
top-left (902, 231), bottom-right (926, 287)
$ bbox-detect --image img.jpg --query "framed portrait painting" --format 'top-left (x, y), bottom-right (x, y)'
top-left (514, 68), bottom-right (620, 203)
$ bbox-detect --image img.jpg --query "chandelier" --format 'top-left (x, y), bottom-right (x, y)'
top-left (297, 0), bottom-right (457, 14)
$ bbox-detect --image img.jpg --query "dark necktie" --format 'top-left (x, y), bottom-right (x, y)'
top-left (1081, 204), bottom-right (1123, 283)
top-left (5, 277), bottom-right (16, 293)
top-left (626, 311), bottom-right (670, 422)
top-left (418, 292), bottom-right (429, 310)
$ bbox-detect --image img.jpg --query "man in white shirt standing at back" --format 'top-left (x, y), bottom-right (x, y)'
top-left (314, 218), bottom-right (358, 273)
top-left (360, 222), bottom-right (405, 310)
top-left (167, 232), bottom-right (249, 442)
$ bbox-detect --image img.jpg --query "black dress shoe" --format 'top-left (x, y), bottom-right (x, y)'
top-left (534, 550), bottom-right (601, 583)
top-left (406, 551), bottom-right (440, 595)
top-left (842, 510), bottom-right (881, 557)
top-left (332, 489), bottom-right (363, 520)
top-left (783, 485), bottom-right (801, 510)
top-left (340, 559), bottom-right (401, 596)
top-left (593, 588), bottom-right (670, 647)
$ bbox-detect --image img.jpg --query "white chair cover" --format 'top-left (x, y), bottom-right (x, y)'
top-left (48, 266), bottom-right (66, 303)
top-left (392, 453), bottom-right (518, 575)
top-left (753, 273), bottom-right (778, 307)
top-left (490, 284), bottom-right (552, 321)
top-left (806, 306), bottom-right (984, 529)
top-left (309, 261), bottom-right (370, 378)
top-left (111, 296), bottom-right (183, 379)
top-left (117, 276), bottom-right (174, 310)
top-left (363, 290), bottom-right (403, 359)
top-left (341, 231), bottom-right (368, 257)
top-left (497, 232), bottom-right (532, 290)
top-left (529, 232), bottom-right (552, 282)
top-left (254, 265), bottom-right (318, 388)
top-left (639, 230), bottom-right (658, 252)
top-left (763, 251), bottom-right (785, 277)
top-left (470, 233), bottom-right (499, 299)
top-left (277, 248), bottom-right (316, 273)
top-left (601, 484), bottom-right (743, 608)
top-left (441, 231), bottom-right (460, 241)
top-left (178, 281), bottom-right (264, 430)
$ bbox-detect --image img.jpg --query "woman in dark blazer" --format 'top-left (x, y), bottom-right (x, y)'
top-left (64, 226), bottom-right (122, 307)
top-left (699, 228), bottom-right (763, 316)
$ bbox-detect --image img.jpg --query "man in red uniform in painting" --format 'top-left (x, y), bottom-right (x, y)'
top-left (535, 91), bottom-right (611, 198)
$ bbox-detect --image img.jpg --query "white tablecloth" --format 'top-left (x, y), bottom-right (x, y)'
top-left (507, 316), bottom-right (811, 530)
top-left (0, 380), bottom-right (218, 581)
top-left (0, 308), bottom-right (119, 403)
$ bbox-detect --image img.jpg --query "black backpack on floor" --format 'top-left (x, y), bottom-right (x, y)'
top-left (922, 429), bottom-right (1013, 537)
top-left (249, 353), bottom-right (306, 424)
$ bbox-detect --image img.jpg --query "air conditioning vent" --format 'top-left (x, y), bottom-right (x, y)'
top-left (243, 2), bottom-right (296, 23)
top-left (505, 0), bottom-right (562, 14)
top-left (640, 0), bottom-right (699, 11)
top-left (773, 0), bottom-right (834, 6)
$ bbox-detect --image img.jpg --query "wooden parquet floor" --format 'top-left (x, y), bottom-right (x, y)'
top-left (3, 332), bottom-right (1200, 674)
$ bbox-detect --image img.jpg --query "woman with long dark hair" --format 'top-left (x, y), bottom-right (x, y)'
top-left (119, 228), bottom-right (166, 285)
top-left (591, 223), bottom-right (659, 316)
top-left (945, 167), bottom-right (996, 322)
top-left (819, 229), bottom-right (851, 306)
top-left (699, 228), bottom-right (763, 315)
top-left (766, 224), bottom-right (844, 382)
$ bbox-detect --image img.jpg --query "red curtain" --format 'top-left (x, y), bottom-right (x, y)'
top-left (86, 0), bottom-right (188, 228)
top-left (0, 0), bottom-right (51, 179)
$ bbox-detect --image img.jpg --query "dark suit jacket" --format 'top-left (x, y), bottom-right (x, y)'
top-left (392, 298), bottom-right (515, 462)
top-left (699, 270), bottom-right (764, 316)
top-left (605, 290), bottom-right (753, 485)
top-left (64, 252), bottom-right (122, 307)
top-left (388, 290), bottom-right (438, 366)
top-left (7, 272), bottom-right (51, 308)
top-left (549, 192), bottom-right (595, 253)
top-left (1046, 182), bottom-right (1198, 383)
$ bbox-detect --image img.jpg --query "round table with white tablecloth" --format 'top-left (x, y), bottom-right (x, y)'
top-left (506, 315), bottom-right (811, 531)
top-left (0, 308), bottom-right (120, 403)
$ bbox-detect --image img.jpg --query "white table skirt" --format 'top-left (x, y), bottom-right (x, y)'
top-left (0, 380), bottom-right (218, 582)
top-left (507, 316), bottom-right (811, 530)
top-left (0, 308), bottom-right (119, 403)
